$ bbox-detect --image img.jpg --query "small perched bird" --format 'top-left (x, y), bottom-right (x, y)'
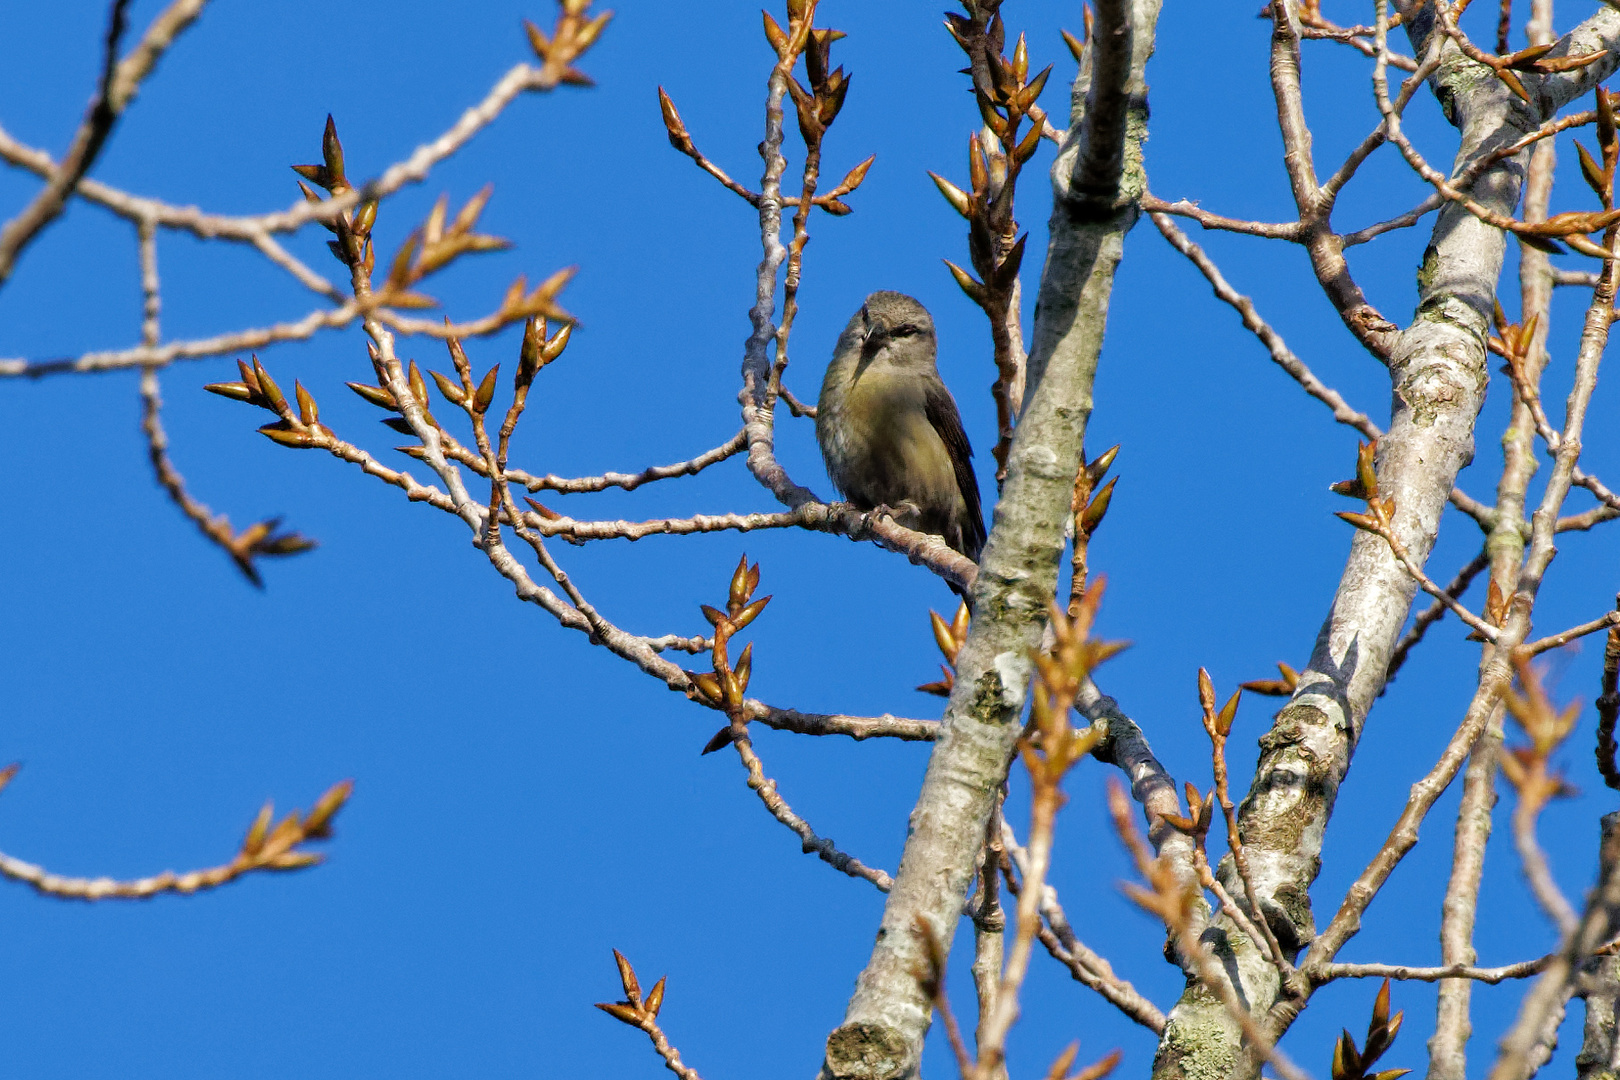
top-left (817, 291), bottom-right (986, 573)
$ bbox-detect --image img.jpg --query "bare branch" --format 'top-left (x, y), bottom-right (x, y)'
top-left (0, 775), bottom-right (350, 901)
top-left (1148, 210), bottom-right (1379, 440)
top-left (595, 951), bottom-right (705, 1080)
top-left (1317, 949), bottom-right (1620, 984)
top-left (509, 430), bottom-right (746, 493)
top-left (826, 0), bottom-right (1164, 1068)
top-left (1384, 549), bottom-right (1491, 688)
top-left (1486, 813), bottom-right (1620, 1080)
top-left (1341, 193), bottom-right (1442, 246)
top-left (1140, 194), bottom-right (1302, 240)
top-left (1521, 608), bottom-right (1620, 657)
top-left (726, 712), bottom-right (893, 892)
top-left (0, 0), bottom-right (210, 285)
top-left (1002, 818), bottom-right (1168, 1034)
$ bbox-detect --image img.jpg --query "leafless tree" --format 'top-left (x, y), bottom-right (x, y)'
top-left (10, 0), bottom-right (1620, 1078)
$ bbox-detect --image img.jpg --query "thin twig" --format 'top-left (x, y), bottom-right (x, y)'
top-left (0, 0), bottom-right (210, 285)
top-left (1520, 610), bottom-right (1620, 657)
top-left (1512, 793), bottom-right (1581, 935)
top-left (1139, 195), bottom-right (1302, 240)
top-left (1106, 780), bottom-right (1312, 1080)
top-left (134, 221), bottom-right (301, 584)
top-left (1384, 549), bottom-right (1492, 687)
top-left (507, 430), bottom-right (747, 493)
top-left (1315, 951), bottom-right (1606, 984)
top-left (726, 713), bottom-right (893, 891)
top-left (1148, 210), bottom-right (1379, 439)
top-left (0, 776), bottom-right (349, 901)
top-left (1001, 820), bottom-right (1167, 1033)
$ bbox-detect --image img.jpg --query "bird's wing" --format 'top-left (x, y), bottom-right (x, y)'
top-left (924, 383), bottom-right (987, 561)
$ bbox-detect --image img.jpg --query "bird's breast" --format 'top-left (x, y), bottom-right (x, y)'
top-left (818, 366), bottom-right (954, 509)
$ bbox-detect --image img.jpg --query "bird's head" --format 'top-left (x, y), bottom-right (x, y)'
top-left (858, 291), bottom-right (936, 365)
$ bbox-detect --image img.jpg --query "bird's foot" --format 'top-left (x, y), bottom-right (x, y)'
top-left (869, 500), bottom-right (924, 531)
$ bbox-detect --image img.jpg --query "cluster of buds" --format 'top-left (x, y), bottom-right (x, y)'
top-left (1158, 670), bottom-right (1238, 850)
top-left (1067, 444), bottom-right (1118, 612)
top-left (916, 602), bottom-right (971, 696)
top-left (292, 116), bottom-right (378, 274)
top-left (1434, 0), bottom-right (1609, 106)
top-left (690, 558), bottom-right (772, 751)
top-left (1241, 661), bottom-right (1301, 697)
top-left (1332, 440), bottom-right (1400, 541)
top-left (376, 186), bottom-right (511, 310)
top-left (1498, 656), bottom-right (1582, 815)
top-left (775, 15), bottom-right (850, 146)
top-left (934, 1), bottom-right (1054, 478)
top-left (933, 4), bottom-right (1051, 285)
top-left (513, 317), bottom-right (571, 402)
top-left (383, 188), bottom-right (577, 327)
top-left (430, 335), bottom-right (503, 418)
top-left (1489, 300), bottom-right (1544, 396)
top-left (1023, 582), bottom-right (1124, 794)
top-left (1071, 444), bottom-right (1119, 541)
top-left (523, 0), bottom-right (613, 88)
top-left (237, 780), bottom-right (354, 873)
top-left (1108, 775), bottom-right (1198, 931)
top-left (1505, 88), bottom-right (1620, 257)
top-left (944, 2), bottom-right (1050, 168)
top-left (431, 318), bottom-right (565, 415)
top-left (0, 767), bottom-right (349, 897)
top-left (206, 354), bottom-right (335, 450)
top-left (1197, 666), bottom-right (1240, 745)
top-left (209, 515), bottom-right (317, 587)
top-left (1331, 980), bottom-right (1410, 1080)
top-left (291, 116), bottom-right (576, 326)
top-left (594, 949), bottom-right (668, 1029)
top-left (355, 320), bottom-right (572, 450)
top-left (1577, 88), bottom-right (1619, 211)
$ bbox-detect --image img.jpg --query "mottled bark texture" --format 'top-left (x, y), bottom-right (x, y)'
top-left (1579, 815), bottom-right (1620, 1080)
top-left (820, 2), bottom-right (1162, 1076)
top-left (1429, 0), bottom-right (1557, 1060)
top-left (1148, 5), bottom-right (1620, 1080)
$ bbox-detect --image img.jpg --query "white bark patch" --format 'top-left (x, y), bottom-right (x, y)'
top-left (993, 650), bottom-right (1027, 709)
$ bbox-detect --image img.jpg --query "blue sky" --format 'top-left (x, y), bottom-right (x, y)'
top-left (0, 1), bottom-right (1616, 1077)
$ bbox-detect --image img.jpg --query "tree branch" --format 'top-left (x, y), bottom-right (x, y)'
top-left (0, 0), bottom-right (210, 285)
top-left (823, 2), bottom-right (1162, 1073)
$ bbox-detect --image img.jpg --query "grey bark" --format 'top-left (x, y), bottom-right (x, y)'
top-left (1148, 6), bottom-right (1620, 1080)
top-left (819, 3), bottom-right (1162, 1075)
top-left (1577, 815), bottom-right (1620, 1080)
top-left (1582, 969), bottom-right (1620, 1080)
top-left (1493, 811), bottom-right (1620, 1080)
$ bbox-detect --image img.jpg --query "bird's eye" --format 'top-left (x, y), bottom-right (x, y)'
top-left (890, 324), bottom-right (920, 338)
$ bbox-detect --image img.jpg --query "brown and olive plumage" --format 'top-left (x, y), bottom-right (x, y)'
top-left (817, 291), bottom-right (986, 567)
